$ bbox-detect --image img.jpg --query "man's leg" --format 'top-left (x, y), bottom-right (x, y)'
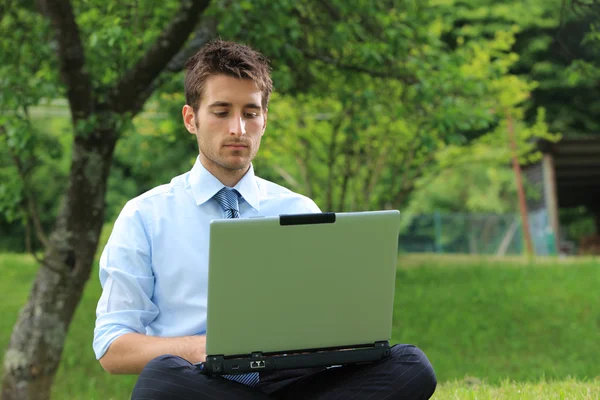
top-left (266, 344), bottom-right (437, 400)
top-left (131, 355), bottom-right (271, 400)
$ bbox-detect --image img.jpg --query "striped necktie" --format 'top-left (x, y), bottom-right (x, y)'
top-left (212, 187), bottom-right (260, 387)
top-left (213, 187), bottom-right (241, 219)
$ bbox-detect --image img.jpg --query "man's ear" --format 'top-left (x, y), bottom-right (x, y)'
top-left (182, 105), bottom-right (197, 134)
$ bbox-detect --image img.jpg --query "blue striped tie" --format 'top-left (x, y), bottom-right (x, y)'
top-left (213, 187), bottom-right (241, 219)
top-left (212, 187), bottom-right (260, 387)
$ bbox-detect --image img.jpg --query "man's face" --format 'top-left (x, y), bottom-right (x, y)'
top-left (183, 74), bottom-right (267, 175)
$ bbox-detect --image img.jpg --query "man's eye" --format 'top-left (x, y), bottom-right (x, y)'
top-left (214, 112), bottom-right (228, 118)
top-left (244, 113), bottom-right (258, 119)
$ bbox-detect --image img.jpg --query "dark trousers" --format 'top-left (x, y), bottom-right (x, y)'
top-left (131, 344), bottom-right (436, 399)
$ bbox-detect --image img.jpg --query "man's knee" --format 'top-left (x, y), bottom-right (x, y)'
top-left (132, 354), bottom-right (202, 400)
top-left (390, 344), bottom-right (437, 398)
top-left (145, 354), bottom-right (192, 371)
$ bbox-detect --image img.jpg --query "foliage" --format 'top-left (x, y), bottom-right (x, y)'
top-left (560, 206), bottom-right (598, 243)
top-left (405, 166), bottom-right (519, 214)
top-left (1, 0), bottom-right (598, 245)
top-left (548, 0), bottom-right (600, 134)
top-left (0, 0), bottom-right (597, 238)
top-left (0, 6), bottom-right (65, 251)
top-left (401, 0), bottom-right (600, 229)
top-left (399, 0), bottom-right (579, 216)
top-left (247, 1), bottom-right (561, 211)
top-left (432, 0), bottom-right (600, 136)
top-left (2, 0), bottom-right (579, 254)
top-left (73, 0), bottom-right (180, 91)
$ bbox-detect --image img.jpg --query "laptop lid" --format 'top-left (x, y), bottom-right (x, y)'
top-left (205, 210), bottom-right (400, 357)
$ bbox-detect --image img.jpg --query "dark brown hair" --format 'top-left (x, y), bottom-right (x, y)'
top-left (184, 39), bottom-right (273, 111)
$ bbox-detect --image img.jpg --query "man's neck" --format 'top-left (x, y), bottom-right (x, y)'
top-left (199, 156), bottom-right (249, 188)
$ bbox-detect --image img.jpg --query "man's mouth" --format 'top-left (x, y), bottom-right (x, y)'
top-left (224, 143), bottom-right (248, 149)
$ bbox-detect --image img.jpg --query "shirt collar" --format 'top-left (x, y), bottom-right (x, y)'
top-left (189, 156), bottom-right (260, 211)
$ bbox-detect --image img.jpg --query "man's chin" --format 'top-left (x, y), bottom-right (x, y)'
top-left (220, 160), bottom-right (250, 172)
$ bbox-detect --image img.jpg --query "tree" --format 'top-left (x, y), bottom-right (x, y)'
top-left (432, 0), bottom-right (599, 136)
top-left (1, 1), bottom-right (215, 398)
top-left (402, 0), bottom-right (596, 246)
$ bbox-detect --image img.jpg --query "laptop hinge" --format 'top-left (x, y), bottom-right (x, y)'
top-left (203, 355), bottom-right (225, 375)
top-left (374, 341), bottom-right (391, 356)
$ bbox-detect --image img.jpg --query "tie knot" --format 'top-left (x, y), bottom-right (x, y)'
top-left (214, 188), bottom-right (241, 218)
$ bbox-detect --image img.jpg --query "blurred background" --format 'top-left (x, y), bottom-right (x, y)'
top-left (1, 0), bottom-right (599, 399)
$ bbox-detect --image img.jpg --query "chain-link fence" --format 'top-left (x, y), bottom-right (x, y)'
top-left (398, 209), bottom-right (556, 256)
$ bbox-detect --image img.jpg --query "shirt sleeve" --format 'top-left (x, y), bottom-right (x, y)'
top-left (93, 200), bottom-right (158, 360)
top-left (294, 194), bottom-right (321, 213)
top-left (305, 198), bottom-right (322, 213)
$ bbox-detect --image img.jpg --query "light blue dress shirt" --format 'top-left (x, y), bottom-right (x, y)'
top-left (93, 157), bottom-right (321, 360)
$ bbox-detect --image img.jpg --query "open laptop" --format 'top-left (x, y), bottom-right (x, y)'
top-left (199, 210), bottom-right (400, 376)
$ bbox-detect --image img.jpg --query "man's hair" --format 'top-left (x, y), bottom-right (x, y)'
top-left (184, 39), bottom-right (273, 111)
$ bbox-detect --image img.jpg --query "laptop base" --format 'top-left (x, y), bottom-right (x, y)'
top-left (200, 341), bottom-right (391, 376)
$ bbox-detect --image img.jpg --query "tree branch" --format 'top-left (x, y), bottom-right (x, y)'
top-left (315, 0), bottom-right (342, 22)
top-left (571, 0), bottom-right (600, 14)
top-left (363, 145), bottom-right (390, 208)
top-left (272, 164), bottom-right (300, 190)
top-left (388, 130), bottom-right (422, 197)
top-left (296, 47), bottom-right (418, 85)
top-left (111, 0), bottom-right (212, 114)
top-left (0, 2), bottom-right (6, 22)
top-left (286, 2), bottom-right (417, 84)
top-left (392, 151), bottom-right (437, 208)
top-left (325, 113), bottom-right (347, 211)
top-left (337, 140), bottom-right (353, 212)
top-left (22, 214), bottom-right (45, 267)
top-left (0, 126), bottom-right (51, 250)
top-left (315, 0), bottom-right (414, 42)
top-left (125, 17), bottom-right (217, 117)
top-left (297, 138), bottom-right (314, 200)
top-left (166, 16), bottom-right (217, 73)
top-left (37, 0), bottom-right (93, 121)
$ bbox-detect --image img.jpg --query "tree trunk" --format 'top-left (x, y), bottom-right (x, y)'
top-left (1, 128), bottom-right (116, 400)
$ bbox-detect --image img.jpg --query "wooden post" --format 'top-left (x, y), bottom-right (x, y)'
top-left (434, 210), bottom-right (443, 253)
top-left (507, 111), bottom-right (535, 256)
top-left (542, 153), bottom-right (560, 254)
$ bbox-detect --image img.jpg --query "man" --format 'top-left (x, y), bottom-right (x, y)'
top-left (94, 39), bottom-right (437, 399)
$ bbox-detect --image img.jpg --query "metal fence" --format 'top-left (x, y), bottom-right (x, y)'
top-left (398, 209), bottom-right (556, 256)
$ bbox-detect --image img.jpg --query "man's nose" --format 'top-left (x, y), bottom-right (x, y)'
top-left (229, 115), bottom-right (246, 137)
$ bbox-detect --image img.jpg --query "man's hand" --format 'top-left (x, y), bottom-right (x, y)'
top-left (99, 333), bottom-right (207, 375)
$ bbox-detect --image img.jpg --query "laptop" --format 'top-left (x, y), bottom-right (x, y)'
top-left (199, 210), bottom-right (400, 376)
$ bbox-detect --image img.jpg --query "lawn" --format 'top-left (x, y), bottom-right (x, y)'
top-left (1, 252), bottom-right (599, 399)
top-left (436, 378), bottom-right (599, 399)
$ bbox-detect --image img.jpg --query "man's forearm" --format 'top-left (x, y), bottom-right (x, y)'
top-left (99, 333), bottom-right (206, 374)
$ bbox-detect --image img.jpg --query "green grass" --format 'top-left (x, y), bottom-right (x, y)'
top-left (392, 257), bottom-right (600, 384)
top-left (434, 378), bottom-right (600, 399)
top-left (1, 252), bottom-right (599, 399)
